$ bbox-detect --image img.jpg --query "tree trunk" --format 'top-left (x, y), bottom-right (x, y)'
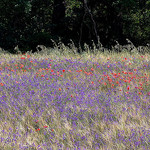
top-left (52, 0), bottom-right (66, 36)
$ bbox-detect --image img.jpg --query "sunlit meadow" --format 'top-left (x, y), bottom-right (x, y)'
top-left (0, 44), bottom-right (150, 150)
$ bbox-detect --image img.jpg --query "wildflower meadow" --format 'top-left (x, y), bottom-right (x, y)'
top-left (0, 45), bottom-right (150, 150)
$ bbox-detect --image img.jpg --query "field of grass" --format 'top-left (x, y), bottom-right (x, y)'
top-left (0, 46), bottom-right (150, 150)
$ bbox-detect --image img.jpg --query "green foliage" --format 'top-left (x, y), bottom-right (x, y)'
top-left (65, 0), bottom-right (82, 17)
top-left (0, 0), bottom-right (149, 54)
top-left (121, 0), bottom-right (150, 45)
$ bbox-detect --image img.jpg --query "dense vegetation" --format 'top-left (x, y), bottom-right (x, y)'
top-left (0, 0), bottom-right (150, 54)
top-left (0, 46), bottom-right (150, 149)
top-left (0, 1), bottom-right (149, 149)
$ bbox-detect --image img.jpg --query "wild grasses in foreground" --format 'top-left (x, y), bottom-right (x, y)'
top-left (0, 49), bottom-right (150, 150)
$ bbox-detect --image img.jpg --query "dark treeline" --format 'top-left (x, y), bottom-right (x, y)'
top-left (0, 0), bottom-right (149, 54)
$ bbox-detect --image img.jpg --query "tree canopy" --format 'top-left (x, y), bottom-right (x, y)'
top-left (0, 0), bottom-right (149, 54)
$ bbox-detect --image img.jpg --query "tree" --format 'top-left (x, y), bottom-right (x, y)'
top-left (0, 0), bottom-right (149, 54)
top-left (52, 0), bottom-right (66, 37)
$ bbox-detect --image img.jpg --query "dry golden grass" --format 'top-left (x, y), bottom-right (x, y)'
top-left (0, 48), bottom-right (149, 150)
